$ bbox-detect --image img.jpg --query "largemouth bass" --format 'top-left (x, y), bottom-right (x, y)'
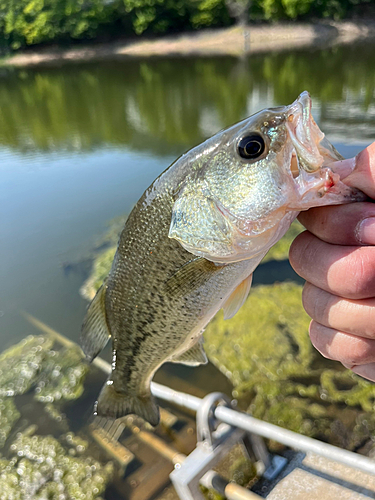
top-left (81, 92), bottom-right (363, 426)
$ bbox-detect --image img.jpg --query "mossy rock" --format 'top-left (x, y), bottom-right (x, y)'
top-left (80, 245), bottom-right (116, 300)
top-left (0, 335), bottom-right (89, 405)
top-left (0, 398), bottom-right (20, 449)
top-left (204, 282), bottom-right (375, 447)
top-left (0, 428), bottom-right (113, 499)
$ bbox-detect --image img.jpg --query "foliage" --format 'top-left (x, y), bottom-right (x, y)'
top-left (0, 0), bottom-right (231, 49)
top-left (254, 0), bottom-right (374, 20)
top-left (0, 0), bottom-right (373, 49)
top-left (0, 0), bottom-right (122, 49)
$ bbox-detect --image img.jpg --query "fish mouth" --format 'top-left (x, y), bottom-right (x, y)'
top-left (286, 91), bottom-right (340, 175)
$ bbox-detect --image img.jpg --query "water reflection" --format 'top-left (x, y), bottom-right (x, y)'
top-left (0, 41), bottom-right (374, 157)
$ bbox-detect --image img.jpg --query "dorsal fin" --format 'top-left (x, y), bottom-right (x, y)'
top-left (171, 338), bottom-right (208, 366)
top-left (222, 274), bottom-right (253, 320)
top-left (81, 284), bottom-right (111, 362)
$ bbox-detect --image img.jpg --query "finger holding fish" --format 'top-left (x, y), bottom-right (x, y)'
top-left (290, 141), bottom-right (375, 382)
top-left (309, 321), bottom-right (375, 369)
top-left (290, 231), bottom-right (375, 300)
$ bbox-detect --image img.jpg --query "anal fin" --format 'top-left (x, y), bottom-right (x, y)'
top-left (222, 273), bottom-right (253, 320)
top-left (171, 338), bottom-right (208, 366)
top-left (81, 283), bottom-right (111, 362)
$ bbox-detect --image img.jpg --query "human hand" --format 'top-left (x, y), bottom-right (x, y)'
top-left (289, 142), bottom-right (375, 381)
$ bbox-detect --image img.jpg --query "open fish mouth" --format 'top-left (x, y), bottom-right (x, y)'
top-left (286, 91), bottom-right (341, 175)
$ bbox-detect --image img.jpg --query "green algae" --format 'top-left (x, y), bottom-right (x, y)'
top-left (0, 398), bottom-right (20, 449)
top-left (204, 281), bottom-right (375, 448)
top-left (0, 335), bottom-right (89, 406)
top-left (80, 245), bottom-right (116, 300)
top-left (0, 428), bottom-right (113, 500)
top-left (0, 336), bottom-right (113, 498)
top-left (34, 345), bottom-right (89, 403)
top-left (0, 336), bottom-right (54, 397)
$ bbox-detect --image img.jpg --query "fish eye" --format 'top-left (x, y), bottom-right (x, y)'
top-left (237, 134), bottom-right (266, 160)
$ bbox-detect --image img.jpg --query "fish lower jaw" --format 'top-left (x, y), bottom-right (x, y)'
top-left (290, 166), bottom-right (366, 210)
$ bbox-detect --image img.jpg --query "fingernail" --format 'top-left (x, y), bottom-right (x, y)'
top-left (357, 217), bottom-right (375, 244)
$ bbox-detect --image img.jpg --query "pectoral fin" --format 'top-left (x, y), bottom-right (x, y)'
top-left (222, 274), bottom-right (253, 320)
top-left (171, 338), bottom-right (208, 366)
top-left (164, 257), bottom-right (221, 298)
top-left (81, 284), bottom-right (111, 362)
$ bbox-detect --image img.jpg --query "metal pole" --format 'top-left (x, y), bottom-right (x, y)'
top-left (215, 406), bottom-right (375, 475)
top-left (151, 382), bottom-right (375, 476)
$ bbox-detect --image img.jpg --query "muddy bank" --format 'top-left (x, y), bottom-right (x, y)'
top-left (2, 19), bottom-right (375, 67)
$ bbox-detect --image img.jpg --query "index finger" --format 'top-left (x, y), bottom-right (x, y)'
top-left (289, 231), bottom-right (375, 300)
top-left (298, 202), bottom-right (375, 246)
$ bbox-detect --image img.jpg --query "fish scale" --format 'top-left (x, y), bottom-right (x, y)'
top-left (81, 91), bottom-right (365, 426)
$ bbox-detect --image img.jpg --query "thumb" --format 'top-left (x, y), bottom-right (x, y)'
top-left (336, 142), bottom-right (375, 199)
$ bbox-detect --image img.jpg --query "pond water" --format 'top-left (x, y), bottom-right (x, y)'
top-left (1, 40), bottom-right (375, 495)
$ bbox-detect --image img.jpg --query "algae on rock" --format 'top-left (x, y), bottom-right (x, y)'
top-left (0, 398), bottom-right (20, 449)
top-left (0, 335), bottom-right (89, 406)
top-left (80, 245), bottom-right (116, 300)
top-left (0, 428), bottom-right (113, 500)
top-left (204, 282), bottom-right (375, 447)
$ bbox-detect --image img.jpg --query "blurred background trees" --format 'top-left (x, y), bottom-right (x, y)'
top-left (0, 0), bottom-right (373, 50)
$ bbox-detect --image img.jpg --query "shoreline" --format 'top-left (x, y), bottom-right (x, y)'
top-left (2, 19), bottom-right (375, 67)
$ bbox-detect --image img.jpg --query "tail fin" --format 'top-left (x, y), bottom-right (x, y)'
top-left (95, 381), bottom-right (160, 427)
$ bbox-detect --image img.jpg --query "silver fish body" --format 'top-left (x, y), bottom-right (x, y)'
top-left (81, 92), bottom-right (363, 425)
